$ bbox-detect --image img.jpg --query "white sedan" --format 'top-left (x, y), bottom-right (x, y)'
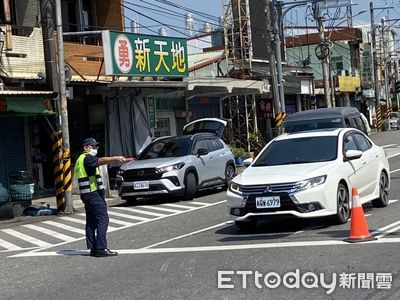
top-left (227, 128), bottom-right (390, 231)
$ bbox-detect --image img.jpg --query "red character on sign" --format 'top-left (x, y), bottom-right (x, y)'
top-left (118, 40), bottom-right (130, 68)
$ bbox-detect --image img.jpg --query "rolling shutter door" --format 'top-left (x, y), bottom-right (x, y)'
top-left (0, 118), bottom-right (27, 186)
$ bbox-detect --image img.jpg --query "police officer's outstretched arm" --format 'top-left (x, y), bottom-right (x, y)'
top-left (98, 156), bottom-right (126, 165)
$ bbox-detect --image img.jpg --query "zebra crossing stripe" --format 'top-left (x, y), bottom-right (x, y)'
top-left (59, 216), bottom-right (86, 225)
top-left (42, 221), bottom-right (85, 235)
top-left (75, 213), bottom-right (133, 226)
top-left (22, 224), bottom-right (76, 242)
top-left (108, 211), bottom-right (150, 222)
top-left (0, 238), bottom-right (23, 251)
top-left (189, 201), bottom-right (208, 206)
top-left (60, 216), bottom-right (118, 230)
top-left (137, 205), bottom-right (181, 213)
top-left (112, 207), bottom-right (164, 217)
top-left (2, 229), bottom-right (52, 247)
top-left (161, 203), bottom-right (197, 210)
top-left (107, 218), bottom-right (134, 226)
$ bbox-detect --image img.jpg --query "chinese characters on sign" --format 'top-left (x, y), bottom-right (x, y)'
top-left (103, 31), bottom-right (188, 77)
top-left (147, 97), bottom-right (156, 128)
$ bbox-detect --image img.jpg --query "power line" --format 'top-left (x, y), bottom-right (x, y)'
top-left (153, 0), bottom-right (220, 21)
top-left (122, 2), bottom-right (213, 44)
top-left (130, 0), bottom-right (221, 27)
top-left (121, 10), bottom-right (214, 52)
top-left (124, 1), bottom-right (218, 34)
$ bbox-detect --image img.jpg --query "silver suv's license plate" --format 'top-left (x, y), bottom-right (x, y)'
top-left (133, 181), bottom-right (149, 190)
top-left (256, 196), bottom-right (281, 208)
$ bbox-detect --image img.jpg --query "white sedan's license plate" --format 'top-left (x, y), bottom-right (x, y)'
top-left (133, 181), bottom-right (149, 190)
top-left (256, 196), bottom-right (281, 208)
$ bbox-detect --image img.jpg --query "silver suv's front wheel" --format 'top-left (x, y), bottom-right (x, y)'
top-left (183, 172), bottom-right (197, 200)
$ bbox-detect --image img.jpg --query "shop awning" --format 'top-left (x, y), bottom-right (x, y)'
top-left (0, 91), bottom-right (56, 116)
top-left (184, 77), bottom-right (268, 99)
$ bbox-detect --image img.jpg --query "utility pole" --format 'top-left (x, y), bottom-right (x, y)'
top-left (314, 3), bottom-right (332, 108)
top-left (40, 0), bottom-right (59, 94)
top-left (381, 17), bottom-right (392, 109)
top-left (266, 1), bottom-right (280, 115)
top-left (370, 2), bottom-right (380, 111)
top-left (271, 0), bottom-right (285, 113)
top-left (55, 0), bottom-right (73, 213)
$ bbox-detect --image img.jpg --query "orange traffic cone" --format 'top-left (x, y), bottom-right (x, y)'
top-left (345, 188), bottom-right (376, 243)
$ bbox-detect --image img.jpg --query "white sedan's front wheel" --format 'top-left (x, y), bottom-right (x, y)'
top-left (333, 183), bottom-right (350, 224)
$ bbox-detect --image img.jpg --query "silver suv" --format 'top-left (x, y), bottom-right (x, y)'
top-left (116, 120), bottom-right (235, 202)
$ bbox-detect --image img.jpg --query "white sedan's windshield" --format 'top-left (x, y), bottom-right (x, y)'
top-left (253, 136), bottom-right (338, 166)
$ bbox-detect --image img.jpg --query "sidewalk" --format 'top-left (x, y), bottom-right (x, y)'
top-left (0, 190), bottom-right (120, 220)
top-left (31, 190), bottom-right (120, 210)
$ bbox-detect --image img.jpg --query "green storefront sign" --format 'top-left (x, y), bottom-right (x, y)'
top-left (102, 30), bottom-right (188, 77)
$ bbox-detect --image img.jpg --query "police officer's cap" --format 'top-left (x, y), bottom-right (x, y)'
top-left (82, 138), bottom-right (99, 148)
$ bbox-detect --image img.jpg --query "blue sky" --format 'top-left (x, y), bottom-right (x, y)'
top-left (124, 0), bottom-right (223, 37)
top-left (123, 0), bottom-right (400, 37)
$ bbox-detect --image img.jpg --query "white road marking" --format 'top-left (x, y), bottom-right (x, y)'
top-left (59, 216), bottom-right (86, 225)
top-left (189, 201), bottom-right (208, 206)
top-left (161, 203), bottom-right (197, 210)
top-left (389, 200), bottom-right (399, 205)
top-left (382, 144), bottom-right (397, 148)
top-left (107, 218), bottom-right (135, 226)
top-left (387, 152), bottom-right (400, 159)
top-left (371, 220), bottom-right (400, 236)
top-left (374, 225), bottom-right (400, 239)
top-left (59, 216), bottom-right (118, 230)
top-left (293, 230), bottom-right (304, 235)
top-left (42, 221), bottom-right (85, 235)
top-left (144, 222), bottom-right (228, 249)
top-left (9, 200), bottom-right (228, 257)
top-left (22, 224), bottom-right (75, 242)
top-left (0, 238), bottom-right (23, 251)
top-left (390, 168), bottom-right (400, 174)
top-left (112, 207), bottom-right (164, 217)
top-left (12, 237), bottom-right (400, 257)
top-left (349, 213), bottom-right (372, 221)
top-left (2, 229), bottom-right (52, 247)
top-left (107, 211), bottom-right (150, 222)
top-left (137, 205), bottom-right (182, 213)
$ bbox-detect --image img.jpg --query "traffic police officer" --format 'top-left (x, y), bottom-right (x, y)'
top-left (74, 138), bottom-right (126, 257)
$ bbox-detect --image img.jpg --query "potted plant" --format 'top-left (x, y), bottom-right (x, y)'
top-left (231, 146), bottom-right (246, 166)
top-left (248, 131), bottom-right (266, 156)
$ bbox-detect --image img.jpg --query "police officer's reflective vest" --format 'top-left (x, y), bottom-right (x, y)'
top-left (74, 153), bottom-right (104, 194)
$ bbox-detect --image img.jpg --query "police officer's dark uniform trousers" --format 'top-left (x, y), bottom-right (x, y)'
top-left (75, 153), bottom-right (111, 256)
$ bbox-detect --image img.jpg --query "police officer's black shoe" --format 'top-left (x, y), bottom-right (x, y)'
top-left (93, 248), bottom-right (118, 257)
top-left (89, 249), bottom-right (96, 257)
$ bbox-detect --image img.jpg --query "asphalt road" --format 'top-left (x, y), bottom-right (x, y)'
top-left (1, 130), bottom-right (400, 299)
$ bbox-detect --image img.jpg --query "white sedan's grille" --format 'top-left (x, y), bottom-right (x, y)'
top-left (240, 183), bottom-right (298, 194)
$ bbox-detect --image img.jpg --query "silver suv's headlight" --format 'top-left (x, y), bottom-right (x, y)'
top-left (229, 182), bottom-right (242, 195)
top-left (157, 162), bottom-right (185, 173)
top-left (116, 169), bottom-right (124, 176)
top-left (295, 175), bottom-right (327, 192)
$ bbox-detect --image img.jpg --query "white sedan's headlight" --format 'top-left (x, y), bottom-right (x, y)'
top-left (229, 182), bottom-right (242, 195)
top-left (157, 162), bottom-right (185, 173)
top-left (295, 175), bottom-right (327, 192)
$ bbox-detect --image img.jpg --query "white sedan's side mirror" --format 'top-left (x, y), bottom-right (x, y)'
top-left (345, 150), bottom-right (363, 160)
top-left (243, 157), bottom-right (254, 167)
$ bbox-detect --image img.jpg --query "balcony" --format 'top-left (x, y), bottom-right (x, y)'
top-left (0, 26), bottom-right (45, 80)
top-left (63, 31), bottom-right (108, 82)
